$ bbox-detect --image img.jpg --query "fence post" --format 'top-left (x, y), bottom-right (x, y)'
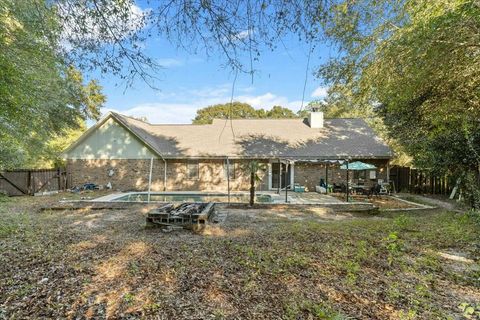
top-left (57, 168), bottom-right (61, 192)
top-left (27, 171), bottom-right (32, 195)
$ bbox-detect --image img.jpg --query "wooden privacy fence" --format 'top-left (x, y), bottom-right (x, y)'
top-left (0, 168), bottom-right (70, 196)
top-left (389, 166), bottom-right (454, 195)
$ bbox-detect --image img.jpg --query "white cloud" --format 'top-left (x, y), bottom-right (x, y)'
top-left (227, 29), bottom-right (254, 42)
top-left (157, 58), bottom-right (184, 68)
top-left (105, 84), bottom-right (308, 124)
top-left (189, 84), bottom-right (232, 99)
top-left (233, 29), bottom-right (252, 40)
top-left (235, 93), bottom-right (298, 110)
top-left (311, 86), bottom-right (329, 98)
top-left (59, 2), bottom-right (147, 48)
top-left (103, 103), bottom-right (198, 124)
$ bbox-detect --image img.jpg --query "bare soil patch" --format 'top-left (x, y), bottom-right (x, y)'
top-left (0, 193), bottom-right (478, 319)
top-left (330, 194), bottom-right (424, 210)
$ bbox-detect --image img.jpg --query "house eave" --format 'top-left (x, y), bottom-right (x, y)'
top-left (157, 155), bottom-right (393, 160)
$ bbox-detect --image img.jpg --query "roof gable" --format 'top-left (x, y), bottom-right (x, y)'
top-left (65, 114), bottom-right (157, 159)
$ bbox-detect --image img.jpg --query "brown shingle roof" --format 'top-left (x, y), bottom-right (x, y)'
top-left (112, 112), bottom-right (392, 159)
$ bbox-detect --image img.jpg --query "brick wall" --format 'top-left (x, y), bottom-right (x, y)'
top-left (67, 158), bottom-right (388, 192)
top-left (293, 159), bottom-right (389, 191)
top-left (67, 159), bottom-right (269, 192)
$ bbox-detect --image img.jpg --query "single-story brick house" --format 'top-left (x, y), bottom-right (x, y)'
top-left (64, 111), bottom-right (393, 192)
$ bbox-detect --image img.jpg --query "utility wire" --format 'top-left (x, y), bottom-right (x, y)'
top-left (299, 41), bottom-right (314, 113)
top-left (219, 67), bottom-right (238, 141)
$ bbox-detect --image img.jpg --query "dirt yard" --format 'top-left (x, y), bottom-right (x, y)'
top-left (329, 193), bottom-right (428, 210)
top-left (0, 194), bottom-right (479, 319)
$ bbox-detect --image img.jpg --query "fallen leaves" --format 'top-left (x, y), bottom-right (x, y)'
top-left (0, 194), bottom-right (478, 319)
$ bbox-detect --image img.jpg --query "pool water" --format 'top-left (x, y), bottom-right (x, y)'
top-left (111, 193), bottom-right (273, 203)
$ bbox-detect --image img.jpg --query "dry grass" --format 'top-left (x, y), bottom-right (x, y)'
top-left (330, 193), bottom-right (423, 209)
top-left (0, 193), bottom-right (479, 319)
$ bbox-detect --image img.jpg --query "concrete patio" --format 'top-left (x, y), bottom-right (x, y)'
top-left (269, 191), bottom-right (344, 204)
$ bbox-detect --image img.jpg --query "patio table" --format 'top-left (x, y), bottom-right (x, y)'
top-left (350, 185), bottom-right (367, 194)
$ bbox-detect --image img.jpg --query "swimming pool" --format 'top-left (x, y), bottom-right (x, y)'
top-left (108, 192), bottom-right (273, 203)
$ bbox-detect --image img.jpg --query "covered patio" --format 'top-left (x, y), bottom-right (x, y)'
top-left (266, 157), bottom-right (390, 203)
top-left (273, 191), bottom-right (343, 204)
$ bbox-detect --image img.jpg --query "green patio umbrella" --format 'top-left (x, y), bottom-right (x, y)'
top-left (340, 161), bottom-right (376, 170)
top-left (340, 161), bottom-right (377, 202)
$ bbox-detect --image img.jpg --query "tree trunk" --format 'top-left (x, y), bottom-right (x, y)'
top-left (250, 171), bottom-right (255, 206)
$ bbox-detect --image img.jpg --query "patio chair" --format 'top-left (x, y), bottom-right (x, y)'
top-left (332, 183), bottom-right (345, 193)
top-left (369, 184), bottom-right (381, 197)
top-left (319, 178), bottom-right (327, 188)
top-left (379, 183), bottom-right (390, 195)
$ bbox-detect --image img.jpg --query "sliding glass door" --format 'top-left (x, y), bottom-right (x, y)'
top-left (271, 162), bottom-right (291, 189)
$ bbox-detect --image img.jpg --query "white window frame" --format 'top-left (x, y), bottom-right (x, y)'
top-left (268, 160), bottom-right (294, 190)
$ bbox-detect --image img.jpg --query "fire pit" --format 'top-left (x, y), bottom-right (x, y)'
top-left (146, 202), bottom-right (215, 230)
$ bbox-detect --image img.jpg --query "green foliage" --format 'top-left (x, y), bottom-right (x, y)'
top-left (0, 0), bottom-right (105, 169)
top-left (265, 105), bottom-right (297, 119)
top-left (463, 172), bottom-right (480, 210)
top-left (192, 102), bottom-right (258, 124)
top-left (319, 0), bottom-right (480, 207)
top-left (0, 212), bottom-right (29, 238)
top-left (27, 118), bottom-right (87, 168)
top-left (414, 252), bottom-right (441, 274)
top-left (344, 260), bottom-right (360, 285)
top-left (386, 282), bottom-right (403, 303)
top-left (394, 215), bottom-right (412, 231)
top-left (123, 292), bottom-right (135, 305)
top-left (384, 232), bottom-right (403, 266)
top-left (128, 261), bottom-right (140, 276)
top-left (305, 85), bottom-right (412, 166)
top-left (0, 191), bottom-right (8, 203)
top-left (336, 240), bottom-right (375, 286)
top-left (245, 160), bottom-right (266, 206)
top-left (355, 240), bottom-right (372, 262)
top-left (284, 300), bottom-right (349, 320)
top-left (466, 209), bottom-right (480, 227)
top-left (397, 309), bottom-right (417, 320)
top-left (458, 302), bottom-right (480, 319)
top-left (192, 102), bottom-right (298, 124)
top-left (246, 161), bottom-right (264, 182)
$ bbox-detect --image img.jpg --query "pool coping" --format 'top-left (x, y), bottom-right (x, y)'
top-left (60, 192), bottom-right (431, 212)
top-left (92, 191), bottom-right (270, 202)
top-left (88, 191), bottom-right (348, 205)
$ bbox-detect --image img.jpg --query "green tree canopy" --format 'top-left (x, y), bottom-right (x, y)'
top-left (0, 0), bottom-right (105, 169)
top-left (192, 103), bottom-right (298, 124)
top-left (265, 106), bottom-right (297, 119)
top-left (318, 0), bottom-right (480, 207)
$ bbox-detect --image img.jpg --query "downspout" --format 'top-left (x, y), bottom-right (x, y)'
top-left (386, 161), bottom-right (390, 184)
top-left (277, 158), bottom-right (281, 194)
top-left (325, 162), bottom-right (329, 194)
top-left (154, 151), bottom-right (167, 192)
top-left (346, 159), bottom-right (350, 203)
top-left (285, 161), bottom-right (289, 203)
top-left (148, 157), bottom-right (153, 203)
top-left (163, 159), bottom-right (167, 191)
top-left (226, 156), bottom-right (231, 205)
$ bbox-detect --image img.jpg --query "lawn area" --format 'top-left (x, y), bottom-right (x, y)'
top-left (0, 194), bottom-right (479, 319)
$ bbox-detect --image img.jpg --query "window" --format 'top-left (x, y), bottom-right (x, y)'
top-left (224, 161), bottom-right (235, 179)
top-left (186, 161), bottom-right (199, 180)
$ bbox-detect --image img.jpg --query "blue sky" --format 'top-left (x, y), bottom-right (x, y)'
top-left (92, 3), bottom-right (331, 124)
